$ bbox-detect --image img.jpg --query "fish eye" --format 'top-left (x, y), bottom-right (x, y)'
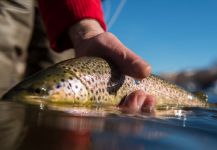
top-left (34, 88), bottom-right (41, 94)
top-left (33, 87), bottom-right (47, 95)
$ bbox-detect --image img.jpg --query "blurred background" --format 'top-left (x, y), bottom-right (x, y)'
top-left (103, 0), bottom-right (217, 73)
top-left (102, 0), bottom-right (217, 102)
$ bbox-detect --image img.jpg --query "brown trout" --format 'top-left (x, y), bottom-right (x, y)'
top-left (2, 57), bottom-right (207, 108)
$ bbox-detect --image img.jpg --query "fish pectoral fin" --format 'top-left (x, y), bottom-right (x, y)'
top-left (107, 74), bottom-right (125, 95)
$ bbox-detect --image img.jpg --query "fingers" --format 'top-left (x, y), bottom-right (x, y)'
top-left (109, 44), bottom-right (152, 79)
top-left (74, 32), bottom-right (151, 79)
top-left (119, 90), bottom-right (156, 113)
top-left (141, 95), bottom-right (156, 113)
top-left (97, 32), bottom-right (151, 79)
top-left (119, 90), bottom-right (146, 112)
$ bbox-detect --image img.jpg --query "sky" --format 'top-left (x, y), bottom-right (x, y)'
top-left (102, 0), bottom-right (217, 73)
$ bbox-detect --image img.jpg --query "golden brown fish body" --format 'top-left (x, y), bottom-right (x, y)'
top-left (2, 57), bottom-right (207, 108)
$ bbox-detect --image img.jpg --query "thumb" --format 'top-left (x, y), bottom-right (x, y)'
top-left (95, 32), bottom-right (152, 79)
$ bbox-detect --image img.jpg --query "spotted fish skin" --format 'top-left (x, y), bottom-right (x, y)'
top-left (2, 57), bottom-right (207, 107)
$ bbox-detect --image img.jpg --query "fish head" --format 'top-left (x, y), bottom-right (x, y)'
top-left (2, 66), bottom-right (89, 105)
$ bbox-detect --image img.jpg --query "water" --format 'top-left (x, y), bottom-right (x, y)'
top-left (0, 99), bottom-right (217, 150)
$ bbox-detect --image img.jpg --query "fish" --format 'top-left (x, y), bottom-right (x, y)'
top-left (1, 57), bottom-right (208, 108)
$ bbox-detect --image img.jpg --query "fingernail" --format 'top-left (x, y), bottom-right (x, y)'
top-left (142, 95), bottom-right (156, 113)
top-left (137, 94), bottom-right (145, 109)
top-left (144, 106), bottom-right (154, 113)
top-left (143, 65), bottom-right (152, 77)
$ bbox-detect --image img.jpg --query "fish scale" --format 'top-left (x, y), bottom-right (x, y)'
top-left (2, 57), bottom-right (207, 108)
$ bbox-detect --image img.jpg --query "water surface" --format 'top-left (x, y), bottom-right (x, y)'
top-left (0, 99), bottom-right (217, 150)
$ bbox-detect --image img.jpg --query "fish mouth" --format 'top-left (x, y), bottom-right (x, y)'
top-left (19, 95), bottom-right (48, 104)
top-left (1, 87), bottom-right (47, 104)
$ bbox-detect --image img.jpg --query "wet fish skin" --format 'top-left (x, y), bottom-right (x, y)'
top-left (1, 57), bottom-right (207, 108)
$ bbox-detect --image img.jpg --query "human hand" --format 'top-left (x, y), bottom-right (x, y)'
top-left (68, 19), bottom-right (155, 112)
top-left (118, 90), bottom-right (156, 114)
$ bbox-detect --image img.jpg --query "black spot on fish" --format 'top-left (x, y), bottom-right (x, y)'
top-left (56, 84), bottom-right (61, 89)
top-left (69, 83), bottom-right (72, 87)
top-left (103, 96), bottom-right (107, 100)
top-left (87, 80), bottom-right (91, 84)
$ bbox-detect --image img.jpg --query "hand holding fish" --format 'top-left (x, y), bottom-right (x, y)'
top-left (68, 19), bottom-right (155, 112)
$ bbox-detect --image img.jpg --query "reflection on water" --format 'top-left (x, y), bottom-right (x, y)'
top-left (0, 101), bottom-right (217, 150)
top-left (0, 102), bottom-right (26, 150)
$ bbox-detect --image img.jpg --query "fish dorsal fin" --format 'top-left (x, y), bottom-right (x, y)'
top-left (193, 91), bottom-right (208, 103)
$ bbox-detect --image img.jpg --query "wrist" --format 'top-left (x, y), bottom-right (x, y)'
top-left (68, 19), bottom-right (104, 48)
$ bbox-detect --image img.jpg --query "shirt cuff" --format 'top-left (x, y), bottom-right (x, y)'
top-left (38, 0), bottom-right (106, 52)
